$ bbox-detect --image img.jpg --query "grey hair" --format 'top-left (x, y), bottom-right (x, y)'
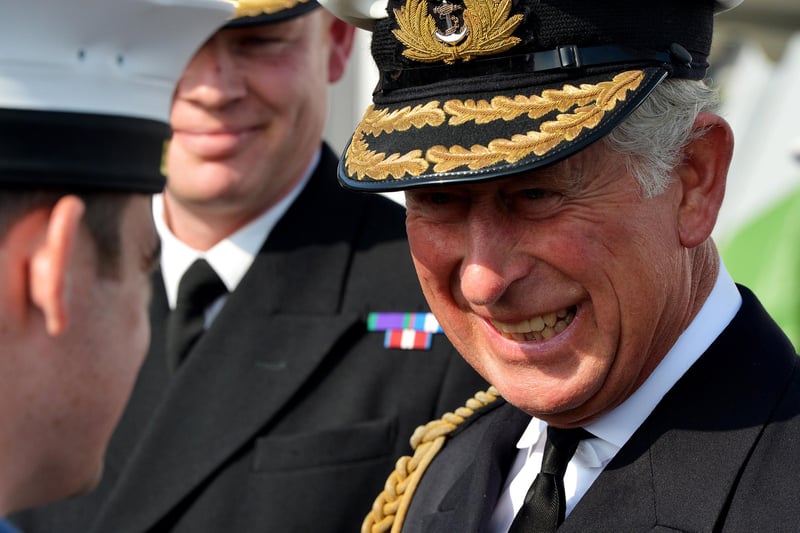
top-left (603, 78), bottom-right (721, 197)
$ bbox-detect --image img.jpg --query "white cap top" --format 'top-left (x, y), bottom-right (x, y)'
top-left (715, 0), bottom-right (745, 13)
top-left (0, 0), bottom-right (235, 123)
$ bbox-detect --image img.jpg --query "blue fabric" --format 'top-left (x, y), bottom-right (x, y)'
top-left (0, 518), bottom-right (22, 533)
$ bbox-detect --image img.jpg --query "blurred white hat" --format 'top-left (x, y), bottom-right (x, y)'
top-left (0, 0), bottom-right (235, 192)
top-left (0, 0), bottom-right (235, 122)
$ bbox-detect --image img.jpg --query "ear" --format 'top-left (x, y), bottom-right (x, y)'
top-left (676, 112), bottom-right (734, 248)
top-left (325, 13), bottom-right (356, 83)
top-left (29, 196), bottom-right (86, 336)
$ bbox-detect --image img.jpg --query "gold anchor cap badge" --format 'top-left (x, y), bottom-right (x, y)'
top-left (393, 0), bottom-right (523, 64)
top-left (432, 0), bottom-right (468, 44)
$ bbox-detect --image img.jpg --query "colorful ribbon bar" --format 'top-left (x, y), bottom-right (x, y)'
top-left (367, 312), bottom-right (442, 333)
top-left (367, 312), bottom-right (443, 350)
top-left (384, 330), bottom-right (433, 350)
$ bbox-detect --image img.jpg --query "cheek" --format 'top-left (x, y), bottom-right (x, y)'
top-left (406, 216), bottom-right (457, 264)
top-left (544, 210), bottom-right (648, 291)
top-left (98, 282), bottom-right (151, 372)
top-left (123, 287), bottom-right (152, 367)
top-left (407, 221), bottom-right (457, 292)
top-left (251, 61), bottom-right (319, 118)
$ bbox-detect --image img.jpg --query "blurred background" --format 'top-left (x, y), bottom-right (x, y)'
top-left (323, 0), bottom-right (800, 349)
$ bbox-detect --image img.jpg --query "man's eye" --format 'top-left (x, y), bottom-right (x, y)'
top-left (232, 35), bottom-right (286, 55)
top-left (507, 187), bottom-right (564, 220)
top-left (429, 192), bottom-right (453, 205)
top-left (406, 191), bottom-right (455, 206)
top-left (522, 188), bottom-right (549, 200)
top-left (240, 36), bottom-right (275, 47)
top-left (405, 190), bottom-right (468, 222)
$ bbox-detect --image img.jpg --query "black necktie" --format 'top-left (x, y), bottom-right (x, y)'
top-left (165, 259), bottom-right (227, 371)
top-left (508, 426), bottom-right (592, 533)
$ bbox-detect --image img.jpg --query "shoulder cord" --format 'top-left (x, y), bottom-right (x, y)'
top-left (361, 386), bottom-right (501, 533)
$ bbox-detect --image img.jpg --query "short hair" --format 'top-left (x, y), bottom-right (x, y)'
top-left (604, 78), bottom-right (721, 198)
top-left (0, 190), bottom-right (133, 279)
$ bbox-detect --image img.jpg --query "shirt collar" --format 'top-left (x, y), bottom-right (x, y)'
top-left (155, 149), bottom-right (319, 309)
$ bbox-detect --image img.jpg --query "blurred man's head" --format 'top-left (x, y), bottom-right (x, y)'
top-left (163, 0), bottom-right (356, 249)
top-left (0, 0), bottom-right (233, 514)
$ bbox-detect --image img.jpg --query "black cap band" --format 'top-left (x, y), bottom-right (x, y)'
top-left (0, 109), bottom-right (168, 193)
top-left (378, 45), bottom-right (678, 97)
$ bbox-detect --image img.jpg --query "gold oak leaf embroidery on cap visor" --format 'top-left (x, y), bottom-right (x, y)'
top-left (345, 70), bottom-right (645, 181)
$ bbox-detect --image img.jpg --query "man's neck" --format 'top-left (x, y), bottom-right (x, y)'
top-left (161, 197), bottom-right (267, 251)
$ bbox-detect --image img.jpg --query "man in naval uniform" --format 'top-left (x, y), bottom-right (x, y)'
top-left (319, 0), bottom-right (800, 530)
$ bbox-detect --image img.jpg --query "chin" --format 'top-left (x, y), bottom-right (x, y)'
top-left (498, 373), bottom-right (596, 417)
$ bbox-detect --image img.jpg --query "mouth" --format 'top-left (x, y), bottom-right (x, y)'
top-left (171, 127), bottom-right (260, 158)
top-left (490, 306), bottom-right (577, 341)
top-left (174, 126), bottom-right (258, 136)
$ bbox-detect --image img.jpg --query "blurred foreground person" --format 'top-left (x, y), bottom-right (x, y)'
top-left (0, 0), bottom-right (232, 528)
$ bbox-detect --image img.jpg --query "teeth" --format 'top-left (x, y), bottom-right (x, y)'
top-left (492, 307), bottom-right (575, 341)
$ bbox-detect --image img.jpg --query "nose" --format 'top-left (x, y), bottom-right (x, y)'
top-left (174, 37), bottom-right (246, 108)
top-left (458, 212), bottom-right (530, 307)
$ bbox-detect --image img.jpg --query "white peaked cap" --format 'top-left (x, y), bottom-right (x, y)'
top-left (316, 0), bottom-right (385, 29)
top-left (0, 0), bottom-right (235, 123)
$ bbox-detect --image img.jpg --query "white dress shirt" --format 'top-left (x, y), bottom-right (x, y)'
top-left (153, 149), bottom-right (319, 325)
top-left (488, 262), bottom-right (742, 532)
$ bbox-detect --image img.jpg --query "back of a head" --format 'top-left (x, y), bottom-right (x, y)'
top-left (0, 0), bottom-right (235, 517)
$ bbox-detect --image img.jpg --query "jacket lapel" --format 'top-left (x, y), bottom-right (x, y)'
top-left (92, 148), bottom-right (372, 533)
top-left (419, 403), bottom-right (530, 532)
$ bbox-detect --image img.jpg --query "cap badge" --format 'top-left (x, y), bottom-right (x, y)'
top-left (432, 0), bottom-right (468, 44)
top-left (393, 0), bottom-right (522, 64)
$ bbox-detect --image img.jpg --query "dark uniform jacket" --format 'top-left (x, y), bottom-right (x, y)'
top-left (399, 286), bottom-right (800, 532)
top-left (12, 144), bottom-right (487, 533)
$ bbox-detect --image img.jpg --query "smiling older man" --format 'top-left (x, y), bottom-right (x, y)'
top-left (317, 0), bottom-right (800, 531)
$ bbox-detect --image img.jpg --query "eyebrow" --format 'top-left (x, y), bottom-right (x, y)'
top-left (516, 158), bottom-right (586, 191)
